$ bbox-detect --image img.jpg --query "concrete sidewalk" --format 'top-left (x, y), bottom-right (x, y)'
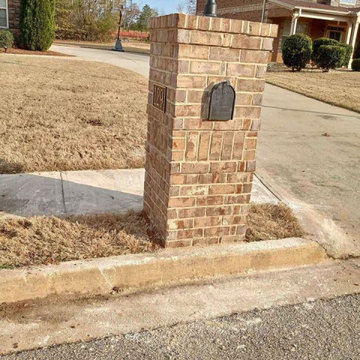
top-left (0, 169), bottom-right (278, 218)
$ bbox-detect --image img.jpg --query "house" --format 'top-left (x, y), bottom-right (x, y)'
top-left (196, 0), bottom-right (360, 65)
top-left (0, 0), bottom-right (20, 33)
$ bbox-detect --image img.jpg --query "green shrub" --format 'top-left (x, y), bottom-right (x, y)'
top-left (0, 30), bottom-right (14, 49)
top-left (282, 33), bottom-right (312, 71)
top-left (312, 38), bottom-right (338, 64)
top-left (20, 0), bottom-right (56, 51)
top-left (316, 45), bottom-right (346, 71)
top-left (338, 43), bottom-right (353, 67)
top-left (352, 59), bottom-right (360, 71)
top-left (354, 41), bottom-right (360, 59)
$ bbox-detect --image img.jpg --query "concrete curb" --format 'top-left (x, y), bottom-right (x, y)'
top-left (0, 238), bottom-right (329, 304)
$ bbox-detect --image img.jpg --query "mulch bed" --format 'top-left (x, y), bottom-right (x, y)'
top-left (0, 48), bottom-right (71, 57)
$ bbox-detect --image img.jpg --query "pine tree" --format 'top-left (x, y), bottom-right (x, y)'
top-left (20, 0), bottom-right (56, 51)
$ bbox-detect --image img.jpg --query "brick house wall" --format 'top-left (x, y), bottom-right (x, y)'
top-left (7, 0), bottom-right (20, 32)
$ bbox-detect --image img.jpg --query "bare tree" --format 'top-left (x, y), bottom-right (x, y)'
top-left (186, 0), bottom-right (196, 14)
top-left (123, 0), bottom-right (141, 29)
top-left (177, 1), bottom-right (186, 13)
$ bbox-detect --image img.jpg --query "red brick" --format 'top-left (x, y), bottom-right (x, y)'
top-left (168, 197), bottom-right (196, 208)
top-left (198, 132), bottom-right (211, 161)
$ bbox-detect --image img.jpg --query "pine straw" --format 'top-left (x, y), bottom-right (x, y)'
top-left (0, 211), bottom-right (160, 269)
top-left (0, 204), bottom-right (303, 269)
top-left (245, 203), bottom-right (304, 242)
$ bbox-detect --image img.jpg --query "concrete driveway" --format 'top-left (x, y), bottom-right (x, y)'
top-left (51, 44), bottom-right (360, 248)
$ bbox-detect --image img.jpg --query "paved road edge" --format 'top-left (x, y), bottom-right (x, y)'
top-left (0, 238), bottom-right (329, 304)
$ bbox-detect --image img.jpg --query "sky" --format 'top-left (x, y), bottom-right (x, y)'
top-left (136, 0), bottom-right (187, 15)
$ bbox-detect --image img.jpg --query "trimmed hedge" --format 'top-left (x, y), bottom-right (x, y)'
top-left (338, 43), bottom-right (353, 67)
top-left (312, 38), bottom-right (338, 64)
top-left (282, 33), bottom-right (312, 71)
top-left (0, 30), bottom-right (14, 49)
top-left (313, 38), bottom-right (352, 68)
top-left (20, 0), bottom-right (56, 51)
top-left (316, 45), bottom-right (346, 71)
top-left (352, 59), bottom-right (360, 71)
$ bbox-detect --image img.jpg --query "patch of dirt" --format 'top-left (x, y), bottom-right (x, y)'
top-left (0, 55), bottom-right (148, 174)
top-left (0, 211), bottom-right (160, 268)
top-left (245, 203), bottom-right (304, 242)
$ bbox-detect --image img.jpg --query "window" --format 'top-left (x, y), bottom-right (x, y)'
top-left (279, 21), bottom-right (309, 51)
top-left (0, 0), bottom-right (7, 28)
top-left (340, 0), bottom-right (356, 5)
top-left (327, 26), bottom-right (345, 42)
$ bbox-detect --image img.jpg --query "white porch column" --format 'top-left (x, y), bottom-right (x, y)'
top-left (346, 22), bottom-right (353, 45)
top-left (349, 20), bottom-right (360, 68)
top-left (290, 12), bottom-right (300, 35)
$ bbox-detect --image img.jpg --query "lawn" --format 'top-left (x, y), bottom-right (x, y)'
top-left (0, 55), bottom-right (148, 174)
top-left (266, 69), bottom-right (360, 113)
top-left (0, 204), bottom-right (303, 269)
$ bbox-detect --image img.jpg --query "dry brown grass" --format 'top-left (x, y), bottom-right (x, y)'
top-left (0, 211), bottom-right (160, 269)
top-left (266, 69), bottom-right (360, 113)
top-left (0, 55), bottom-right (148, 174)
top-left (245, 203), bottom-right (304, 242)
top-left (0, 204), bottom-right (303, 269)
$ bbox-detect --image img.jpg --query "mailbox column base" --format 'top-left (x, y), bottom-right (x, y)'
top-left (144, 14), bottom-right (278, 248)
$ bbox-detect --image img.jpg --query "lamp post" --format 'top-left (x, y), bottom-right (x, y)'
top-left (204, 0), bottom-right (217, 17)
top-left (114, 5), bottom-right (124, 52)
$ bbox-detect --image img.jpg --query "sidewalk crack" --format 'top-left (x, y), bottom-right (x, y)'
top-left (60, 172), bottom-right (67, 215)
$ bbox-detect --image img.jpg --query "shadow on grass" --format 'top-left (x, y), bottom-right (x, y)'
top-left (0, 159), bottom-right (24, 174)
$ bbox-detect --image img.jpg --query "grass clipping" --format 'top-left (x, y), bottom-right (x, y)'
top-left (0, 211), bottom-right (159, 269)
top-left (245, 203), bottom-right (304, 242)
top-left (0, 204), bottom-right (304, 269)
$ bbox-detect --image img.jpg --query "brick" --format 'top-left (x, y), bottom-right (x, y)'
top-left (180, 185), bottom-right (208, 196)
top-left (191, 31), bottom-right (222, 46)
top-left (210, 161), bottom-right (237, 173)
top-left (209, 133), bottom-right (223, 160)
top-left (204, 226), bottom-right (230, 237)
top-left (194, 216), bottom-right (222, 228)
top-left (198, 132), bottom-right (211, 161)
top-left (178, 208), bottom-right (205, 219)
top-left (181, 163), bottom-right (210, 174)
top-left (178, 45), bottom-right (209, 60)
top-left (209, 184), bottom-right (235, 195)
top-left (190, 61), bottom-right (222, 75)
top-left (227, 63), bottom-right (255, 77)
top-left (237, 79), bottom-right (265, 92)
top-left (185, 132), bottom-right (199, 161)
top-left (198, 173), bottom-right (227, 184)
top-left (231, 35), bottom-right (261, 50)
top-left (176, 228), bottom-right (203, 239)
top-left (198, 16), bottom-right (211, 31)
top-left (168, 197), bottom-right (196, 208)
top-left (187, 15), bottom-right (198, 30)
top-left (240, 50), bottom-right (269, 64)
top-left (209, 47), bottom-right (240, 62)
top-left (233, 132), bottom-right (245, 160)
top-left (187, 90), bottom-right (203, 103)
top-left (177, 75), bottom-right (207, 88)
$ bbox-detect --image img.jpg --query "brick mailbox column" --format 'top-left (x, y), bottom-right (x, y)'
top-left (144, 14), bottom-right (278, 248)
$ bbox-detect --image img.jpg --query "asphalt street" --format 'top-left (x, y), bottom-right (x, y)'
top-left (2, 294), bottom-right (359, 360)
